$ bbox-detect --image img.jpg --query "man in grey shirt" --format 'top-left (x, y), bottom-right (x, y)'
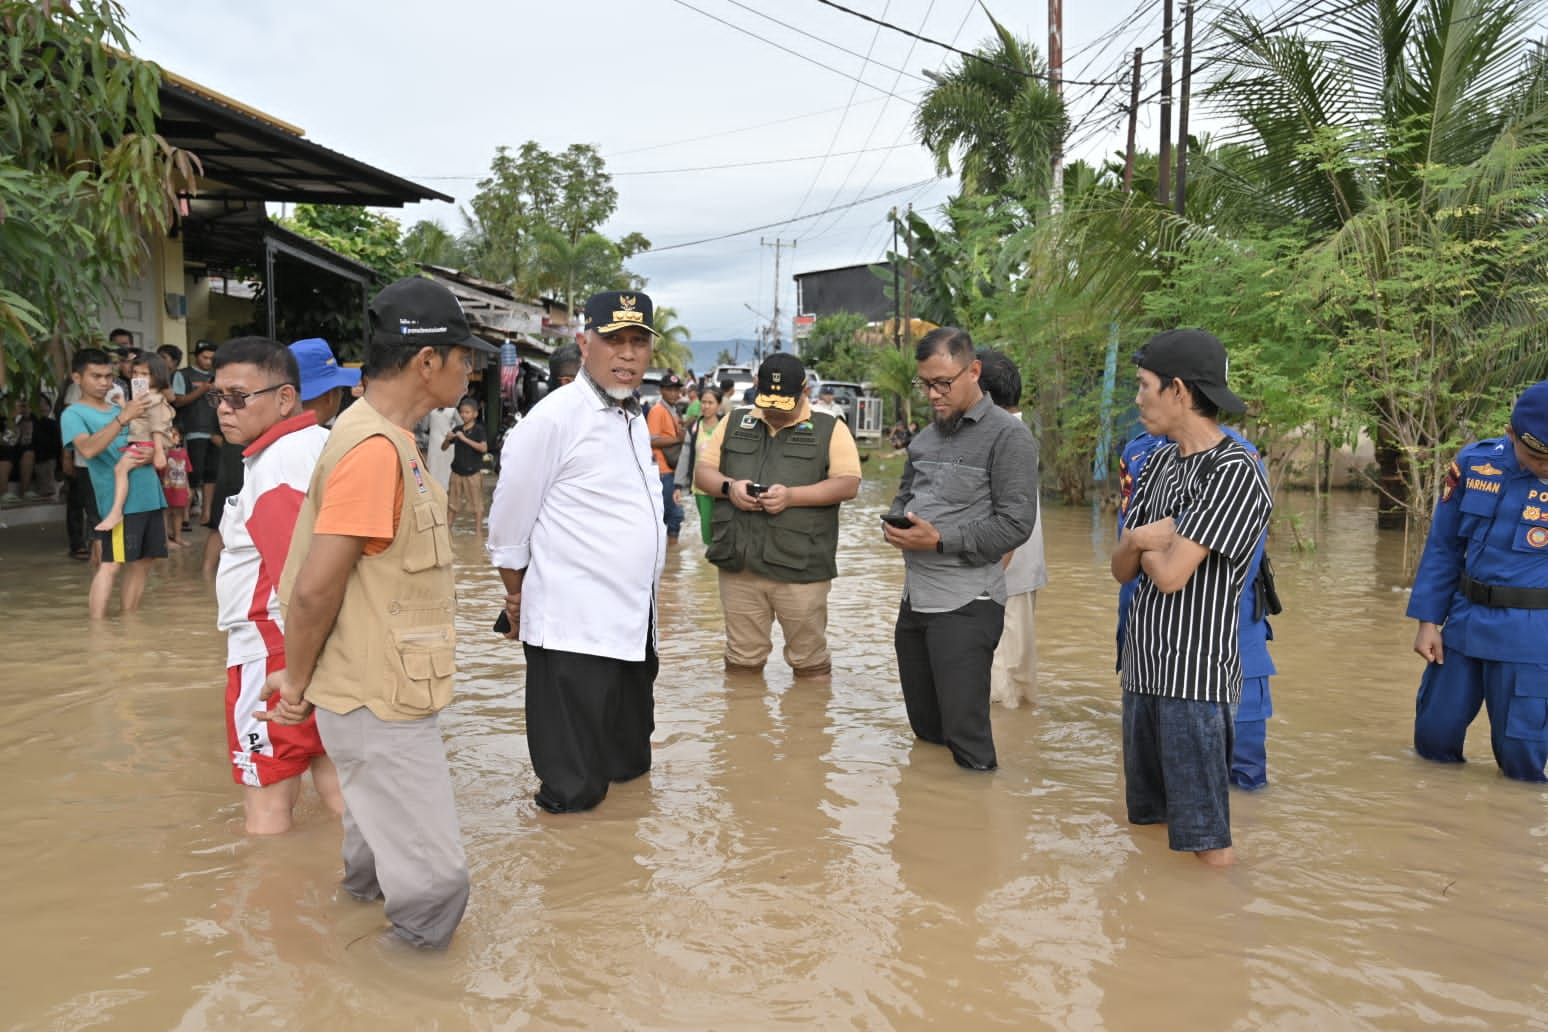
top-left (883, 327), bottom-right (1039, 770)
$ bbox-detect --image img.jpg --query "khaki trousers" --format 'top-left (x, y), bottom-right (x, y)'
top-left (718, 569), bottom-right (833, 675)
top-left (989, 590), bottom-right (1039, 707)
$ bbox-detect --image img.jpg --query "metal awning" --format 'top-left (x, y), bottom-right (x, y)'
top-left (157, 76), bottom-right (450, 207)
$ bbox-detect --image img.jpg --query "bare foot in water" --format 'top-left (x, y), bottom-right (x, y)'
top-left (1195, 847), bottom-right (1236, 866)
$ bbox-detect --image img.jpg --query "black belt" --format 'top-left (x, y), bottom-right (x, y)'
top-left (1459, 573), bottom-right (1548, 610)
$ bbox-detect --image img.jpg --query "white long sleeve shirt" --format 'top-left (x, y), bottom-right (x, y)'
top-left (486, 371), bottom-right (665, 661)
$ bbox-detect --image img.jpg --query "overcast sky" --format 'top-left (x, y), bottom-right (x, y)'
top-left (123, 0), bottom-right (1243, 344)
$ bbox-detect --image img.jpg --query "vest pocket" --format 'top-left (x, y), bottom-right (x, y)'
top-left (403, 502), bottom-right (452, 572)
top-left (389, 627), bottom-right (456, 714)
top-left (763, 524), bottom-right (811, 571)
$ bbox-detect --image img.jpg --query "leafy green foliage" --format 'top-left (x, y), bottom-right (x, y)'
top-left (651, 305), bottom-right (693, 373)
top-left (1, 0), bottom-right (198, 395)
top-left (802, 312), bottom-right (870, 380)
top-left (277, 204), bottom-right (417, 286)
top-left (459, 142), bottom-right (643, 299)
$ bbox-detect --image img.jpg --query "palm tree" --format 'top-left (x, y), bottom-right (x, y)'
top-left (913, 15), bottom-right (1068, 202)
top-left (402, 219), bottom-right (463, 269)
top-left (534, 228), bottom-right (620, 313)
top-left (651, 305), bottom-right (693, 373)
top-left (1204, 0), bottom-right (1548, 531)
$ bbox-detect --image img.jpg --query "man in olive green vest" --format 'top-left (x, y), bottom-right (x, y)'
top-left (260, 276), bottom-right (496, 950)
top-left (694, 353), bottom-right (862, 677)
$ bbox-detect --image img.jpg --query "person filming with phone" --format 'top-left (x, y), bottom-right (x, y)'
top-left (694, 353), bottom-right (862, 678)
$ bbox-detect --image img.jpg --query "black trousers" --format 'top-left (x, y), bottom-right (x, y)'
top-left (66, 466), bottom-right (98, 552)
top-left (522, 641), bottom-right (657, 813)
top-left (894, 597), bottom-right (1005, 770)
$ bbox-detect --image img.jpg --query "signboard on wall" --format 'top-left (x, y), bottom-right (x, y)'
top-left (793, 313), bottom-right (816, 341)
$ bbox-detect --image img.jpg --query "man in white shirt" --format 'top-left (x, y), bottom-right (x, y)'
top-left (486, 290), bottom-right (667, 814)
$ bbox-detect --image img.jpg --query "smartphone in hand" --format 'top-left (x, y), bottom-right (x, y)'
top-left (131, 376), bottom-right (150, 399)
top-left (881, 513), bottom-right (916, 529)
top-left (748, 483), bottom-right (768, 497)
top-left (493, 610), bottom-right (511, 634)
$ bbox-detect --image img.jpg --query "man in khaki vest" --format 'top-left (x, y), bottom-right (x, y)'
top-left (260, 276), bottom-right (496, 949)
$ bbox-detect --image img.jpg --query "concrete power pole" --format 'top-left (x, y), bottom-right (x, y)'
top-left (761, 237), bottom-right (794, 352)
top-left (1174, 0), bottom-right (1195, 216)
top-left (1158, 0), bottom-right (1174, 207)
top-left (1049, 0), bottom-right (1064, 214)
top-left (1124, 47), bottom-right (1143, 193)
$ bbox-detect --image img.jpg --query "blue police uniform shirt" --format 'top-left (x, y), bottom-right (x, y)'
top-left (1116, 429), bottom-right (1276, 680)
top-left (1407, 436), bottom-right (1548, 663)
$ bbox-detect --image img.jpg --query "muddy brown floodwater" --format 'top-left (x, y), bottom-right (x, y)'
top-left (2, 481), bottom-right (1546, 1030)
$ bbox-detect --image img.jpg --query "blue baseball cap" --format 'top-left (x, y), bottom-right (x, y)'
top-left (289, 338), bottom-right (361, 402)
top-left (1512, 381), bottom-right (1548, 457)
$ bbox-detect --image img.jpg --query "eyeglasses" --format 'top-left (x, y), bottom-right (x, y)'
top-left (912, 368), bottom-right (970, 396)
top-left (207, 385), bottom-right (284, 410)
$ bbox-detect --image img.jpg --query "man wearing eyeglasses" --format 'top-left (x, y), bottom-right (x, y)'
top-left (260, 276), bottom-right (496, 949)
top-left (883, 328), bottom-right (1039, 771)
top-left (211, 336), bottom-right (350, 835)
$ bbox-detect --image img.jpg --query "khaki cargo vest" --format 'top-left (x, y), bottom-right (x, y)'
top-left (279, 399), bottom-right (458, 721)
top-left (706, 408), bottom-right (840, 584)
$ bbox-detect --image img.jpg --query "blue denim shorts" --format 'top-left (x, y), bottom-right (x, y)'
top-left (1122, 692), bottom-right (1234, 852)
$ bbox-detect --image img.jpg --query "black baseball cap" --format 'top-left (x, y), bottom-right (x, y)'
top-left (584, 291), bottom-right (659, 337)
top-left (369, 276), bottom-right (498, 354)
top-left (754, 353), bottom-right (807, 412)
top-left (194, 340), bottom-right (218, 355)
top-left (660, 372), bottom-right (684, 390)
top-left (1134, 328), bottom-right (1245, 414)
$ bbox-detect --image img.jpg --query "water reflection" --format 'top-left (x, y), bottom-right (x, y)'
top-left (3, 487), bottom-right (1548, 1029)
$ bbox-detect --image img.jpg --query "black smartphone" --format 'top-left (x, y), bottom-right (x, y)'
top-left (493, 610), bottom-right (511, 634)
top-left (748, 483), bottom-right (768, 497)
top-left (881, 513), bottom-right (915, 528)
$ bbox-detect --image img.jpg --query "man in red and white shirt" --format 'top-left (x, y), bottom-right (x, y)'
top-left (213, 336), bottom-right (353, 833)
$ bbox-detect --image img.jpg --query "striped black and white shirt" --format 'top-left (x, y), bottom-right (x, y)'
top-left (1119, 436), bottom-right (1272, 703)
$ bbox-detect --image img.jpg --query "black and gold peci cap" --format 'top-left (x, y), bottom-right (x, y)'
top-left (584, 291), bottom-right (660, 337)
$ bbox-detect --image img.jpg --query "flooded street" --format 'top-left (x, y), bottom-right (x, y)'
top-left (3, 480), bottom-right (1547, 1030)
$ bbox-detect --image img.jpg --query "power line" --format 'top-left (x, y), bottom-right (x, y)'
top-left (715, 0), bottom-right (928, 85)
top-left (797, 0), bottom-right (933, 242)
top-left (813, 0), bottom-right (1130, 87)
top-left (607, 97), bottom-right (889, 157)
top-left (615, 142), bottom-right (921, 176)
top-left (640, 177), bottom-right (945, 253)
top-left (785, 0), bottom-right (893, 222)
top-left (665, 0), bottom-right (917, 102)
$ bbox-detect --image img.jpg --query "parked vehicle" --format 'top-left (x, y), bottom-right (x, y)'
top-left (710, 364), bottom-right (757, 401)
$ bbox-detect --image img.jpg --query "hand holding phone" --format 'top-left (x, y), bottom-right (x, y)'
top-left (131, 376), bottom-right (150, 399)
top-left (748, 483), bottom-right (768, 497)
top-left (493, 610), bottom-right (511, 634)
top-left (881, 513), bottom-right (916, 529)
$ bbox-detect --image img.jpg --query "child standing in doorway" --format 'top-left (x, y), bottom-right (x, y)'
top-left (162, 426), bottom-right (191, 547)
top-left (442, 396), bottom-right (487, 535)
top-left (96, 353), bottom-right (174, 531)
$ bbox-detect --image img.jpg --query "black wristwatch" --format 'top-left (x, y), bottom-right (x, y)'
top-left (722, 478), bottom-right (732, 497)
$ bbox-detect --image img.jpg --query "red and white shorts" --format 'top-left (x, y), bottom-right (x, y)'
top-left (226, 655), bottom-right (326, 787)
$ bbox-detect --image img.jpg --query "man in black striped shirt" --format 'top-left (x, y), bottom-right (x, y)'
top-left (1110, 329), bottom-right (1272, 866)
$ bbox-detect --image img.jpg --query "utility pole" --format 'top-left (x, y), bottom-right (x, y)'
top-left (902, 204), bottom-right (914, 346)
top-left (1158, 0), bottom-right (1174, 207)
top-left (1123, 47), bottom-right (1142, 194)
top-left (890, 208), bottom-right (902, 349)
top-left (1049, 0), bottom-right (1064, 214)
top-left (1174, 0), bottom-right (1195, 216)
top-left (761, 237), bottom-right (794, 352)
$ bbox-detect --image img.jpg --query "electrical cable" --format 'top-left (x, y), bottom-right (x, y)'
top-left (665, 0), bottom-right (916, 101)
top-left (784, 0), bottom-right (894, 221)
top-left (714, 0), bottom-right (928, 85)
top-left (812, 0), bottom-right (1129, 86)
top-left (640, 177), bottom-right (944, 253)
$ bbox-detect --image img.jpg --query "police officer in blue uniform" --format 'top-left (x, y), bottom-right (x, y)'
top-left (1116, 428), bottom-right (1278, 789)
top-left (1409, 381), bottom-right (1548, 782)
